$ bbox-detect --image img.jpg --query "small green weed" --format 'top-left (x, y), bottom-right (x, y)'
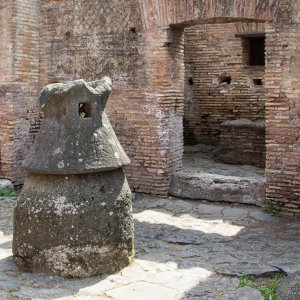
top-left (239, 274), bottom-right (284, 300)
top-left (263, 200), bottom-right (279, 216)
top-left (8, 287), bottom-right (19, 293)
top-left (0, 188), bottom-right (16, 197)
top-left (239, 275), bottom-right (257, 289)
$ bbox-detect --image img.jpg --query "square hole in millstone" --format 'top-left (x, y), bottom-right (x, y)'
top-left (79, 102), bottom-right (92, 118)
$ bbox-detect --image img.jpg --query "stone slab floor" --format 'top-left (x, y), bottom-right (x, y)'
top-left (0, 194), bottom-right (299, 300)
top-left (182, 144), bottom-right (265, 179)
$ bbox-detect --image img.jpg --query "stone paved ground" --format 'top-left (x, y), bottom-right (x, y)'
top-left (0, 194), bottom-right (299, 300)
top-left (183, 144), bottom-right (265, 178)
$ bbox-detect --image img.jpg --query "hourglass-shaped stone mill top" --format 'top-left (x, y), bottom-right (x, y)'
top-left (23, 77), bottom-right (130, 174)
top-left (13, 77), bottom-right (134, 277)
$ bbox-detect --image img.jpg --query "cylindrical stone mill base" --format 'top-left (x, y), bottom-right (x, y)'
top-left (13, 169), bottom-right (134, 277)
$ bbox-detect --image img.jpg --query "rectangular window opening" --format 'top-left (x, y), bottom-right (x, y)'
top-left (253, 78), bottom-right (263, 86)
top-left (240, 34), bottom-right (265, 67)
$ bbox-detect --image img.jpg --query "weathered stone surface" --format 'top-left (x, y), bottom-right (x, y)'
top-left (183, 276), bottom-right (239, 299)
top-left (13, 78), bottom-right (134, 277)
top-left (164, 199), bottom-right (193, 214)
top-left (13, 167), bottom-right (133, 278)
top-left (13, 169), bottom-right (133, 277)
top-left (0, 179), bottom-right (14, 192)
top-left (223, 208), bottom-right (248, 218)
top-left (170, 171), bottom-right (265, 206)
top-left (271, 261), bottom-right (300, 276)
top-left (250, 211), bottom-right (278, 222)
top-left (222, 287), bottom-right (263, 300)
top-left (0, 274), bottom-right (20, 290)
top-left (277, 272), bottom-right (300, 300)
top-left (170, 146), bottom-right (265, 206)
top-left (198, 204), bottom-right (223, 215)
top-left (215, 263), bottom-right (279, 277)
top-left (23, 78), bottom-right (130, 174)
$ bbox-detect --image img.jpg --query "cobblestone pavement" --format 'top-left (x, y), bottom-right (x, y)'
top-left (0, 194), bottom-right (299, 300)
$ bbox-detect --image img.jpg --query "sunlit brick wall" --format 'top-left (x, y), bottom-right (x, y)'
top-left (0, 0), bottom-right (40, 185)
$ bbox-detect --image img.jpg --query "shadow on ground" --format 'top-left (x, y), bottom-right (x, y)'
top-left (0, 194), bottom-right (299, 299)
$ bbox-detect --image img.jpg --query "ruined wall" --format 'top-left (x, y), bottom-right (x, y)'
top-left (0, 85), bottom-right (18, 180)
top-left (2, 0), bottom-right (300, 213)
top-left (265, 22), bottom-right (300, 214)
top-left (39, 0), bottom-right (185, 195)
top-left (141, 0), bottom-right (279, 29)
top-left (140, 0), bottom-right (300, 214)
top-left (0, 0), bottom-right (40, 185)
top-left (0, 1), bottom-right (13, 83)
top-left (0, 1), bottom-right (13, 180)
top-left (184, 22), bottom-right (266, 146)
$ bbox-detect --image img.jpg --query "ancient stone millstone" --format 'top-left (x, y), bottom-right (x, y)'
top-left (12, 77), bottom-right (134, 277)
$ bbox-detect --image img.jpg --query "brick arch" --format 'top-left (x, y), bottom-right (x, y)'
top-left (141, 0), bottom-right (282, 29)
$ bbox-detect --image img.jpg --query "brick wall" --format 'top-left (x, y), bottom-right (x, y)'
top-left (218, 119), bottom-right (266, 168)
top-left (39, 0), bottom-right (191, 196)
top-left (2, 0), bottom-right (299, 213)
top-left (0, 0), bottom-right (40, 185)
top-left (39, 1), bottom-right (185, 196)
top-left (265, 22), bottom-right (300, 214)
top-left (0, 85), bottom-right (18, 180)
top-left (0, 1), bottom-right (13, 83)
top-left (184, 22), bottom-right (266, 146)
top-left (40, 0), bottom-right (151, 193)
top-left (141, 0), bottom-right (278, 29)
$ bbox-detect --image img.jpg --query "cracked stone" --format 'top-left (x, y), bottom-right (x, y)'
top-left (271, 261), bottom-right (300, 276)
top-left (215, 262), bottom-right (279, 277)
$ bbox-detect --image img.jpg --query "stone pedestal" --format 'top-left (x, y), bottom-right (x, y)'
top-left (13, 78), bottom-right (134, 277)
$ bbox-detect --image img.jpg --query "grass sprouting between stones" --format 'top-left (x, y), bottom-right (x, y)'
top-left (8, 287), bottom-right (20, 294)
top-left (0, 188), bottom-right (16, 197)
top-left (238, 274), bottom-right (284, 300)
top-left (263, 200), bottom-right (279, 216)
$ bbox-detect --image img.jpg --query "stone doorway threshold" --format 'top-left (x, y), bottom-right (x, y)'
top-left (170, 144), bottom-right (265, 206)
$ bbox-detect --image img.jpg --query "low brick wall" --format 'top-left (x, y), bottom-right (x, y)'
top-left (218, 118), bottom-right (265, 168)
